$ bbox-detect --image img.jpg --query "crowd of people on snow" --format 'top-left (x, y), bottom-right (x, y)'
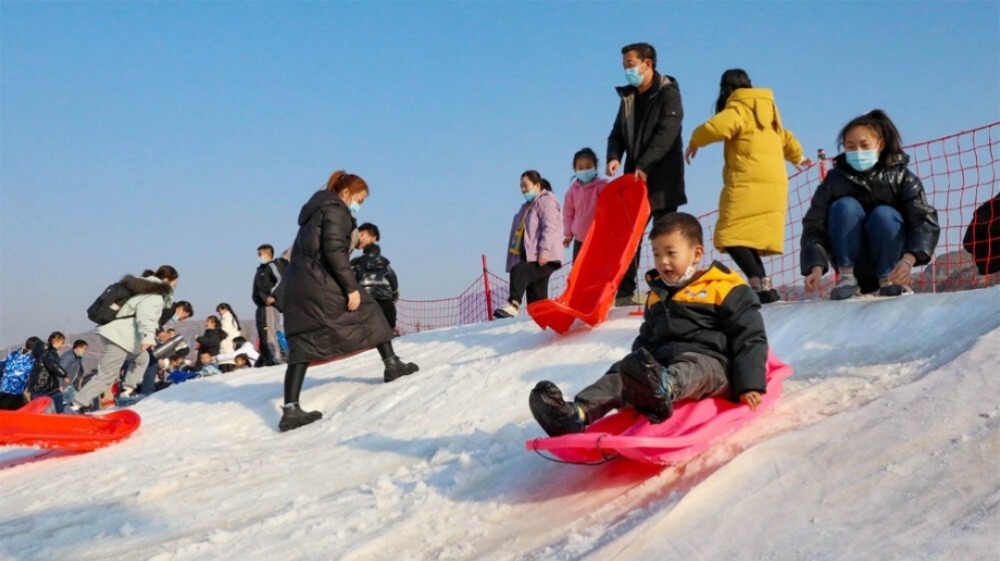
top-left (3, 42), bottom-right (997, 436)
top-left (0, 213), bottom-right (408, 427)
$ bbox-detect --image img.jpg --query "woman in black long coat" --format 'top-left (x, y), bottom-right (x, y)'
top-left (278, 170), bottom-right (419, 432)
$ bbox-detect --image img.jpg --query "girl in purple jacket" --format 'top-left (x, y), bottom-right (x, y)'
top-left (562, 148), bottom-right (609, 260)
top-left (494, 170), bottom-right (564, 318)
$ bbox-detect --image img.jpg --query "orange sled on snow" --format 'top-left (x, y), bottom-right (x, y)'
top-left (527, 175), bottom-right (650, 334)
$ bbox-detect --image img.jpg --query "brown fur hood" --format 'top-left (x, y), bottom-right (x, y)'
top-left (119, 274), bottom-right (174, 296)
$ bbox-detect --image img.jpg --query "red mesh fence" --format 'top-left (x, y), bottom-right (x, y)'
top-left (397, 122), bottom-right (1000, 334)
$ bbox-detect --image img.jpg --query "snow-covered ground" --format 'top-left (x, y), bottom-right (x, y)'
top-left (2, 287), bottom-right (998, 561)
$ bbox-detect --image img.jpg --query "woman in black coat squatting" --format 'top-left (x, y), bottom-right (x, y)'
top-left (278, 170), bottom-right (419, 432)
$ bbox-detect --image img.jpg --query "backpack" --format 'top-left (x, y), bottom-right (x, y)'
top-left (87, 282), bottom-right (137, 325)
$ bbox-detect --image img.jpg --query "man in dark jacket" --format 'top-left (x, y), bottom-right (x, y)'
top-left (253, 244), bottom-right (286, 365)
top-left (351, 223), bottom-right (400, 331)
top-left (607, 42), bottom-right (686, 305)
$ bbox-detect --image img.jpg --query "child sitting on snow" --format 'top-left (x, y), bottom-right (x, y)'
top-left (529, 212), bottom-right (768, 435)
top-left (197, 351), bottom-right (223, 378)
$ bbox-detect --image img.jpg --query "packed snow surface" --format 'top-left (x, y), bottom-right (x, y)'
top-left (2, 287), bottom-right (999, 561)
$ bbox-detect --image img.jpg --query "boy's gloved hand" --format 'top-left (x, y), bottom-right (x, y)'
top-left (619, 348), bottom-right (674, 424)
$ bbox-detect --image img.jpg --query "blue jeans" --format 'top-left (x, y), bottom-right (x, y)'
top-left (828, 197), bottom-right (905, 279)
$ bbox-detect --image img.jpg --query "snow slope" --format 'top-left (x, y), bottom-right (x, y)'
top-left (1, 287), bottom-right (998, 561)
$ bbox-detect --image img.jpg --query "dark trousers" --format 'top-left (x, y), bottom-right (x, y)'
top-left (726, 246), bottom-right (767, 279)
top-left (376, 299), bottom-right (397, 330)
top-left (572, 239), bottom-right (583, 261)
top-left (32, 390), bottom-right (64, 413)
top-left (140, 350), bottom-right (158, 395)
top-left (618, 208), bottom-right (677, 296)
top-left (255, 306), bottom-right (278, 367)
top-left (0, 392), bottom-right (26, 411)
top-left (508, 261), bottom-right (561, 305)
top-left (573, 352), bottom-right (728, 423)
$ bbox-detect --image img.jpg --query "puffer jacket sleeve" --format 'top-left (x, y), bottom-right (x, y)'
top-left (535, 193), bottom-right (563, 263)
top-left (635, 87), bottom-right (684, 173)
top-left (898, 170), bottom-right (940, 266)
top-left (43, 349), bottom-right (69, 380)
top-left (563, 185), bottom-right (576, 238)
top-left (782, 128), bottom-right (805, 164)
top-left (719, 285), bottom-right (768, 398)
top-left (800, 175), bottom-right (836, 275)
top-left (320, 206), bottom-right (361, 295)
top-left (688, 106), bottom-right (743, 148)
top-left (135, 294), bottom-right (166, 346)
top-left (607, 101), bottom-right (626, 164)
top-left (387, 265), bottom-right (399, 298)
top-left (631, 297), bottom-right (657, 353)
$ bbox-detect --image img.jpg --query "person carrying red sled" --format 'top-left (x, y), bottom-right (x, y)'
top-left (529, 212), bottom-right (768, 436)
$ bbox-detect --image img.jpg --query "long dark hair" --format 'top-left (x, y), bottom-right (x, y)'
top-left (216, 303), bottom-right (241, 331)
top-left (715, 69), bottom-right (752, 114)
top-left (836, 109), bottom-right (905, 165)
top-left (141, 265), bottom-right (179, 282)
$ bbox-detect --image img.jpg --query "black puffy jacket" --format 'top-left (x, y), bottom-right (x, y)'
top-left (607, 73), bottom-right (686, 212)
top-left (632, 263), bottom-right (768, 400)
top-left (196, 328), bottom-right (228, 357)
top-left (801, 153), bottom-right (940, 290)
top-left (350, 244), bottom-right (399, 301)
top-left (282, 191), bottom-right (393, 364)
top-left (28, 344), bottom-right (70, 396)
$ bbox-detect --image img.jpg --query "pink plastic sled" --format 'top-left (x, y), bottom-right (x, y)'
top-left (526, 350), bottom-right (793, 465)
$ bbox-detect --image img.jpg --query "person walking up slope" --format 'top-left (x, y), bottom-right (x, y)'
top-left (278, 170), bottom-right (419, 432)
top-left (685, 69), bottom-right (811, 303)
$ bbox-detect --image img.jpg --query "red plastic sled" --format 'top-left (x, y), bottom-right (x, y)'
top-left (527, 175), bottom-right (650, 334)
top-left (0, 397), bottom-right (141, 452)
top-left (526, 350), bottom-right (793, 465)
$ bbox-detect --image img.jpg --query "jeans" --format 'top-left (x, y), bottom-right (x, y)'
top-left (828, 197), bottom-right (906, 279)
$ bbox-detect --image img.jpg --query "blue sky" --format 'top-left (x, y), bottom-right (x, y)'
top-left (1, 1), bottom-right (997, 345)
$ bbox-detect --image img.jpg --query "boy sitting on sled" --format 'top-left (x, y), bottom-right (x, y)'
top-left (530, 212), bottom-right (768, 436)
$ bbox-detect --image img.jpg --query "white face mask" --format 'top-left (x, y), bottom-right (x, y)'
top-left (662, 264), bottom-right (697, 287)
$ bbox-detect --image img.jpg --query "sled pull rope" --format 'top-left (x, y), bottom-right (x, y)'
top-left (528, 436), bottom-right (622, 465)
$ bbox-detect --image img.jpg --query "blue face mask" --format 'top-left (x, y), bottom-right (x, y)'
top-left (575, 169), bottom-right (597, 184)
top-left (845, 150), bottom-right (880, 172)
top-left (171, 314), bottom-right (178, 323)
top-left (625, 65), bottom-right (644, 87)
top-left (75, 352), bottom-right (84, 359)
top-left (523, 191), bottom-right (537, 202)
top-left (349, 201), bottom-right (361, 216)
top-left (258, 256), bottom-right (267, 265)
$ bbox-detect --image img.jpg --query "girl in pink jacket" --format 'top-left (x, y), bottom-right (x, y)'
top-left (562, 148), bottom-right (609, 260)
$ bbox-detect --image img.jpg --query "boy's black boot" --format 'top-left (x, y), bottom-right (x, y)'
top-left (279, 402), bottom-right (322, 433)
top-left (383, 356), bottom-right (419, 383)
top-left (529, 381), bottom-right (586, 437)
top-left (619, 348), bottom-right (674, 424)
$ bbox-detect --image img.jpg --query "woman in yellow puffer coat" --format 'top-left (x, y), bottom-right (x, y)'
top-left (685, 69), bottom-right (811, 303)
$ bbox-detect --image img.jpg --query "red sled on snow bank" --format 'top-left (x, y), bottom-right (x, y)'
top-left (527, 175), bottom-right (650, 334)
top-left (526, 350), bottom-right (793, 465)
top-left (0, 396), bottom-right (141, 452)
